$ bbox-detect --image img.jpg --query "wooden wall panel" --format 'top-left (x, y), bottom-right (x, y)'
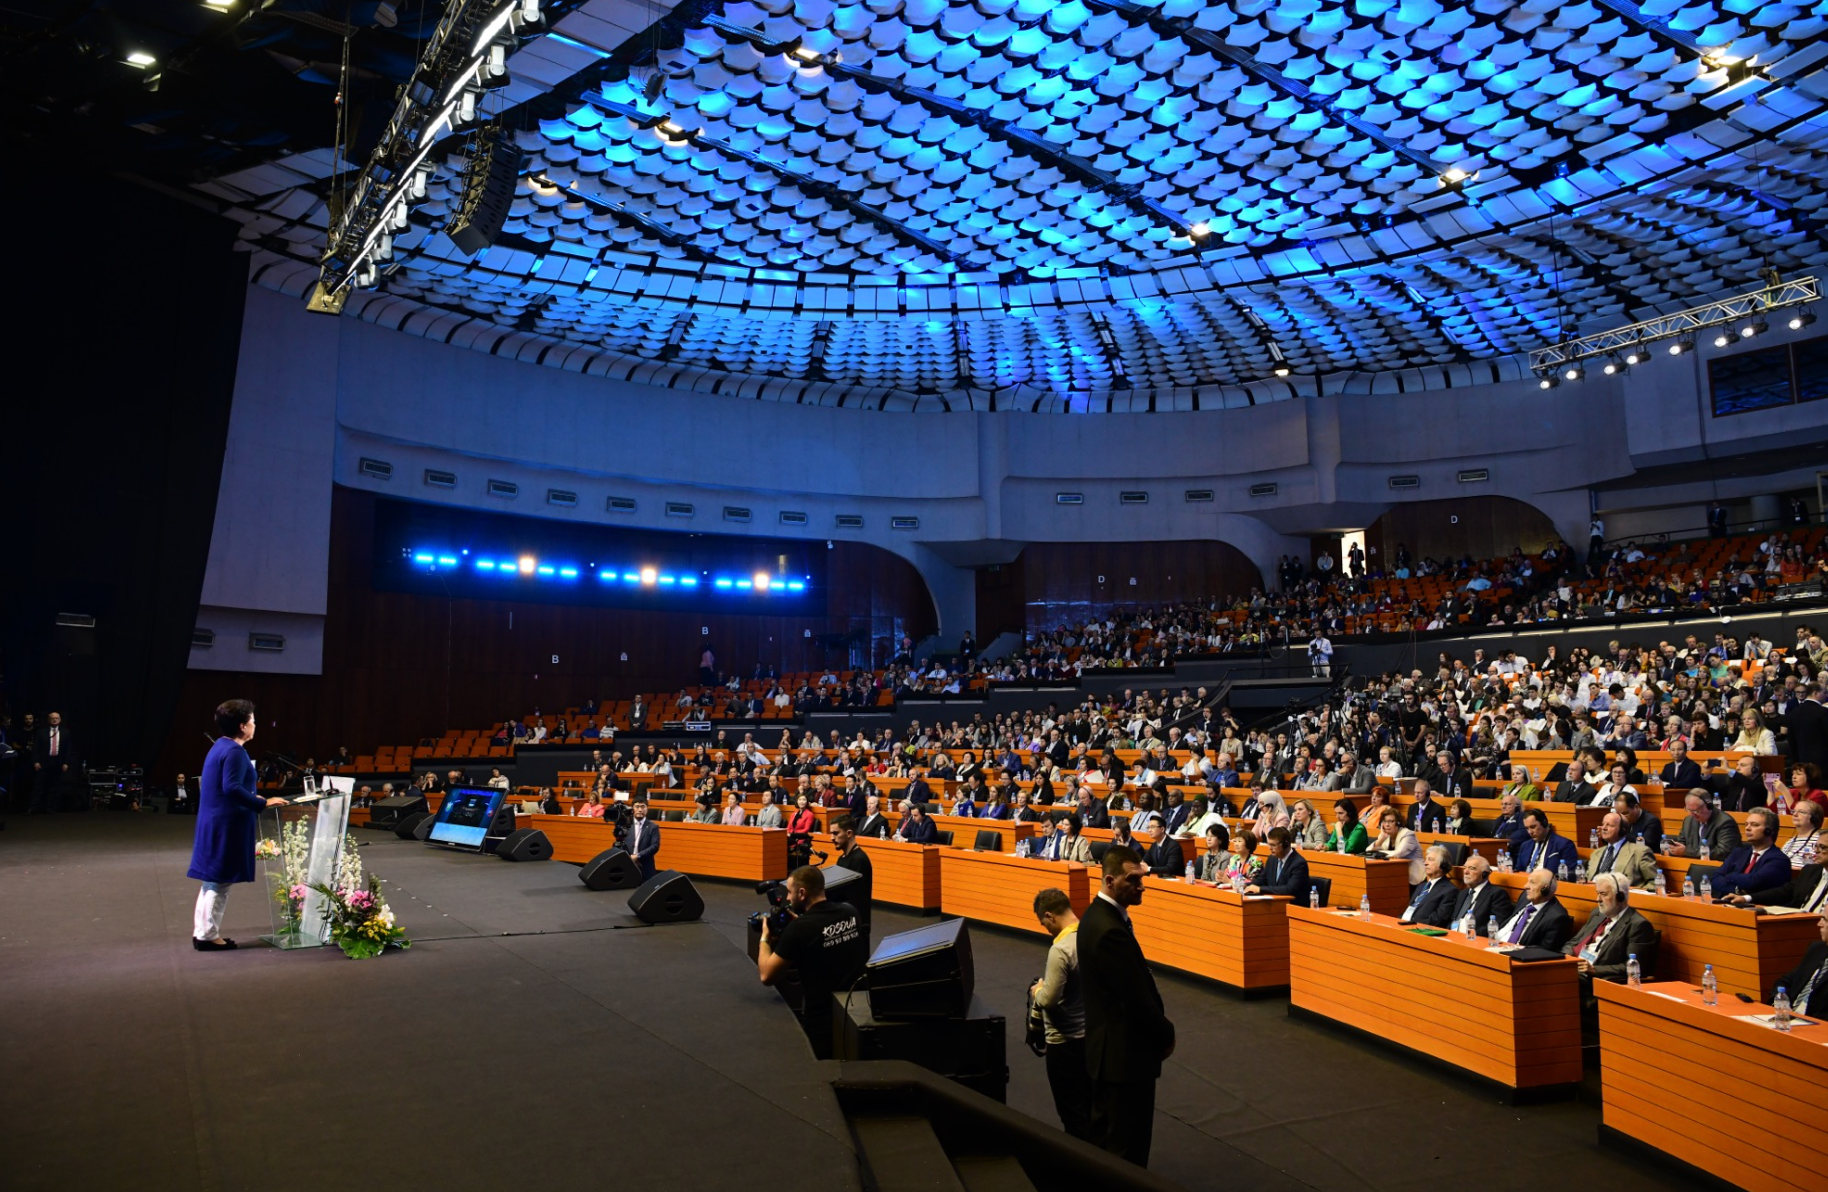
top-left (159, 488), bottom-right (936, 774)
top-left (1364, 496), bottom-right (1558, 566)
top-left (1016, 540), bottom-right (1262, 633)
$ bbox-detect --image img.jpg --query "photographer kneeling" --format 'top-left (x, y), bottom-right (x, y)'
top-left (757, 865), bottom-right (869, 1058)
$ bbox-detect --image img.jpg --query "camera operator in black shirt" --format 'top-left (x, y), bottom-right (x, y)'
top-left (757, 865), bottom-right (868, 1058)
top-left (830, 815), bottom-right (874, 940)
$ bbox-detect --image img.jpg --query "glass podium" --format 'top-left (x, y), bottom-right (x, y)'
top-left (257, 781), bottom-right (351, 950)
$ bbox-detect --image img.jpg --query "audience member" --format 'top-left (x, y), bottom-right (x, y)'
top-left (1708, 808), bottom-right (1791, 899)
top-left (1030, 887), bottom-right (1090, 1141)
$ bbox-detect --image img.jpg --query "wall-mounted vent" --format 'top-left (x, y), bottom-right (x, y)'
top-left (1119, 491), bottom-right (1149, 505)
top-left (1457, 468), bottom-right (1490, 484)
top-left (249, 632), bottom-right (286, 652)
top-left (55, 612), bottom-right (96, 629)
top-left (192, 629), bottom-right (215, 648)
top-left (547, 489), bottom-right (578, 507)
top-left (890, 516), bottom-right (920, 531)
top-left (1055, 492), bottom-right (1084, 505)
top-left (665, 502), bottom-right (694, 519)
top-left (606, 496), bottom-right (637, 513)
top-left (723, 506), bottom-right (752, 523)
top-left (779, 510), bottom-right (809, 526)
top-left (358, 457), bottom-right (393, 481)
top-left (487, 479), bottom-right (519, 499)
top-left (1249, 482), bottom-right (1278, 498)
top-left (1388, 474), bottom-right (1422, 490)
top-left (1184, 489), bottom-right (1214, 503)
top-left (836, 514), bottom-right (864, 529)
top-left (424, 469), bottom-right (457, 489)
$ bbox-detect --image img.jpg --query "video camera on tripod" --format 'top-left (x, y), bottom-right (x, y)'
top-left (750, 850), bottom-right (830, 936)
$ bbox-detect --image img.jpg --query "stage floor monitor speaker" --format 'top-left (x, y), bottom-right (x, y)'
top-left (412, 815), bottom-right (437, 841)
top-left (867, 918), bottom-right (974, 1020)
top-left (395, 811), bottom-right (431, 840)
top-left (837, 991), bottom-right (1007, 1102)
top-left (496, 828), bottom-right (551, 861)
top-left (628, 870), bottom-right (704, 923)
top-left (369, 794), bottom-right (428, 829)
top-left (580, 848), bottom-right (643, 890)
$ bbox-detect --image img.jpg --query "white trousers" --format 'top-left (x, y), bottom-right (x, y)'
top-left (193, 882), bottom-right (229, 940)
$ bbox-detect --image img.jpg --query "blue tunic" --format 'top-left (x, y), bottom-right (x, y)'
top-left (188, 737), bottom-right (265, 884)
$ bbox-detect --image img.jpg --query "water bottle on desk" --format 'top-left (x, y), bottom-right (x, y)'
top-left (1185, 860), bottom-right (1195, 883)
top-left (1462, 912), bottom-right (1476, 940)
top-left (1653, 870), bottom-right (1665, 896)
top-left (1702, 965), bottom-right (1717, 1006)
top-left (1589, 828), bottom-right (1599, 850)
top-left (1773, 987), bottom-right (1793, 1032)
top-left (1359, 893), bottom-right (1371, 920)
top-left (1487, 914), bottom-right (1499, 940)
top-left (1682, 874), bottom-right (1695, 900)
top-left (1309, 886), bottom-right (1320, 908)
top-left (1699, 842), bottom-right (1711, 862)
top-left (1626, 953), bottom-right (1641, 987)
top-left (1712, 791), bottom-right (1722, 811)
top-left (1699, 875), bottom-right (1712, 901)
top-left (1557, 861), bottom-right (1569, 881)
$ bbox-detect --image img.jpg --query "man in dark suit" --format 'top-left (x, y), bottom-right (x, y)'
top-left (1449, 855), bottom-right (1513, 936)
top-left (896, 802), bottom-right (938, 844)
top-left (1247, 827), bottom-right (1309, 900)
top-left (1666, 791), bottom-right (1742, 861)
top-left (1431, 750), bottom-right (1476, 801)
top-left (1709, 808), bottom-right (1793, 899)
top-left (1494, 868), bottom-right (1575, 950)
top-left (30, 711), bottom-right (72, 814)
top-left (855, 795), bottom-right (893, 840)
top-left (625, 799), bottom-right (661, 880)
top-left (1141, 819), bottom-right (1184, 878)
top-left (1160, 790), bottom-right (1192, 838)
top-left (1511, 807), bottom-right (1580, 875)
top-left (902, 770), bottom-right (934, 808)
top-left (1717, 755), bottom-right (1768, 813)
top-left (1787, 685), bottom-right (1828, 775)
top-left (1079, 846), bottom-right (1175, 1167)
top-left (1564, 873), bottom-right (1660, 991)
top-left (1400, 844), bottom-right (1460, 926)
top-left (1734, 862), bottom-right (1828, 914)
top-left (1770, 909), bottom-right (1828, 1016)
top-left (1077, 787), bottom-right (1112, 829)
top-left (1486, 793), bottom-right (1528, 845)
top-left (1554, 759), bottom-right (1599, 806)
top-left (1406, 780), bottom-right (1447, 834)
top-left (1616, 791), bottom-right (1666, 852)
top-left (1657, 740), bottom-right (1704, 789)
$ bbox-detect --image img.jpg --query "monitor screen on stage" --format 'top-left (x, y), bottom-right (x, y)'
top-left (428, 787), bottom-right (507, 848)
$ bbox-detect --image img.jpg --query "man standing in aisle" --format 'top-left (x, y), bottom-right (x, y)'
top-left (625, 799), bottom-right (661, 880)
top-left (1078, 846), bottom-right (1175, 1166)
top-left (31, 711), bottom-right (71, 814)
top-left (1030, 887), bottom-right (1089, 1140)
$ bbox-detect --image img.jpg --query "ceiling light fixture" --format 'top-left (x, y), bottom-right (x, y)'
top-left (1740, 321), bottom-right (1767, 338)
top-left (1189, 221), bottom-right (1211, 238)
top-left (1714, 332), bottom-right (1731, 347)
top-left (1668, 339), bottom-right (1694, 356)
top-left (1602, 357), bottom-right (1625, 375)
top-left (1538, 375), bottom-right (1557, 390)
top-left (1273, 365), bottom-right (1290, 377)
top-left (1563, 365), bottom-right (1583, 381)
top-left (1790, 312), bottom-right (1816, 330)
top-left (126, 50), bottom-right (157, 67)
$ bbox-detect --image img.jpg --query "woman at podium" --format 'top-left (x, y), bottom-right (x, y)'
top-left (188, 700), bottom-right (286, 951)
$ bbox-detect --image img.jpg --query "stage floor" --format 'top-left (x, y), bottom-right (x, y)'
top-left (3, 815), bottom-right (1683, 1192)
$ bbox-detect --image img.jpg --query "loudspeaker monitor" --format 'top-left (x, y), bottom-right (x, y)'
top-left (866, 918), bottom-right (974, 1020)
top-left (395, 811), bottom-right (431, 839)
top-left (369, 794), bottom-right (428, 830)
top-left (628, 870), bottom-right (704, 924)
top-left (495, 828), bottom-right (551, 862)
top-left (412, 814), bottom-right (436, 841)
top-left (580, 848), bottom-right (643, 890)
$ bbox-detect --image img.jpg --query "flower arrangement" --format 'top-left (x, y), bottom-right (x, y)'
top-left (308, 872), bottom-right (410, 959)
top-left (254, 838), bottom-right (280, 860)
top-left (261, 819), bottom-right (313, 939)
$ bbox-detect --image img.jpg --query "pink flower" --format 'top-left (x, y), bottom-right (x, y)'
top-left (288, 884), bottom-right (309, 902)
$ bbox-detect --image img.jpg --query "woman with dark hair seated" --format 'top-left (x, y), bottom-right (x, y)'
top-left (1194, 822), bottom-right (1231, 883)
top-left (1445, 798), bottom-right (1477, 836)
top-left (1326, 799), bottom-right (1367, 854)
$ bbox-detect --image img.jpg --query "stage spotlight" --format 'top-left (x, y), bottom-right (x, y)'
top-left (1563, 365), bottom-right (1583, 381)
top-left (1440, 167), bottom-right (1469, 184)
top-left (1624, 349), bottom-right (1644, 365)
top-left (1538, 374), bottom-right (1558, 390)
top-left (1741, 321), bottom-right (1766, 338)
top-left (1668, 339), bottom-right (1694, 355)
top-left (1189, 221), bottom-right (1211, 238)
top-left (640, 566), bottom-right (658, 585)
top-left (1602, 357), bottom-right (1624, 375)
top-left (1273, 365), bottom-right (1290, 377)
top-left (126, 50), bottom-right (157, 67)
top-left (1714, 333), bottom-right (1731, 347)
top-left (753, 572), bottom-right (771, 592)
top-left (1789, 312), bottom-right (1816, 330)
top-left (518, 556), bottom-right (535, 575)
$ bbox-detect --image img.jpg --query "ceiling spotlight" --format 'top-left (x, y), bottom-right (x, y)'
top-left (1273, 365), bottom-right (1290, 377)
top-left (1602, 357), bottom-right (1625, 375)
top-left (1715, 332), bottom-right (1731, 347)
top-left (1740, 320), bottom-right (1767, 338)
top-left (1538, 374), bottom-right (1558, 390)
top-left (1189, 221), bottom-right (1211, 238)
top-left (1668, 339), bottom-right (1694, 356)
top-left (791, 45), bottom-right (820, 62)
top-left (1564, 365), bottom-right (1583, 381)
top-left (1623, 349), bottom-right (1644, 365)
top-left (1789, 312), bottom-right (1816, 330)
top-left (1440, 167), bottom-right (1469, 185)
top-left (126, 50), bottom-right (157, 67)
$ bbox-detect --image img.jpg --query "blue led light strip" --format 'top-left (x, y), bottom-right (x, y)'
top-left (409, 549), bottom-right (805, 593)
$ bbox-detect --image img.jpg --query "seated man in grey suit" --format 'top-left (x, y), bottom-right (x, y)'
top-left (1563, 872), bottom-right (1660, 1000)
top-left (1585, 812), bottom-right (1659, 889)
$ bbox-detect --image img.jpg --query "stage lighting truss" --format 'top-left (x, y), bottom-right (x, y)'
top-left (1529, 277), bottom-right (1818, 375)
top-left (313, 0), bottom-right (544, 303)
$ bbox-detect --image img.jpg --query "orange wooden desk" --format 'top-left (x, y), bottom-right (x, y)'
top-left (525, 815), bottom-right (789, 881)
top-left (1286, 904), bottom-right (1583, 1092)
top-left (1596, 980), bottom-right (1828, 1192)
top-left (1295, 852), bottom-right (1413, 915)
top-left (1489, 873), bottom-right (1816, 999)
top-left (938, 850), bottom-right (1092, 935)
top-left (928, 815), bottom-right (1037, 853)
top-left (847, 836), bottom-right (943, 911)
top-left (1130, 880), bottom-right (1292, 992)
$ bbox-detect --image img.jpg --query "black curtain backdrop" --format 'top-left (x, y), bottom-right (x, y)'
top-left (0, 180), bottom-right (247, 770)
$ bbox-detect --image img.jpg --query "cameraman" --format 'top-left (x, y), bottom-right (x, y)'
top-left (757, 866), bottom-right (868, 1058)
top-left (830, 815), bottom-right (874, 940)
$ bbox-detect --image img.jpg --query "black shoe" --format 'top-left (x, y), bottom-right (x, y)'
top-left (192, 937), bottom-right (238, 951)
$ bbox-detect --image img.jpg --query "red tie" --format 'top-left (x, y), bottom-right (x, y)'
top-left (1743, 851), bottom-right (1756, 874)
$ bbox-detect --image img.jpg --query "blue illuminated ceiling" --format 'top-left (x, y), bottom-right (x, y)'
top-left (209, 0), bottom-right (1828, 410)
